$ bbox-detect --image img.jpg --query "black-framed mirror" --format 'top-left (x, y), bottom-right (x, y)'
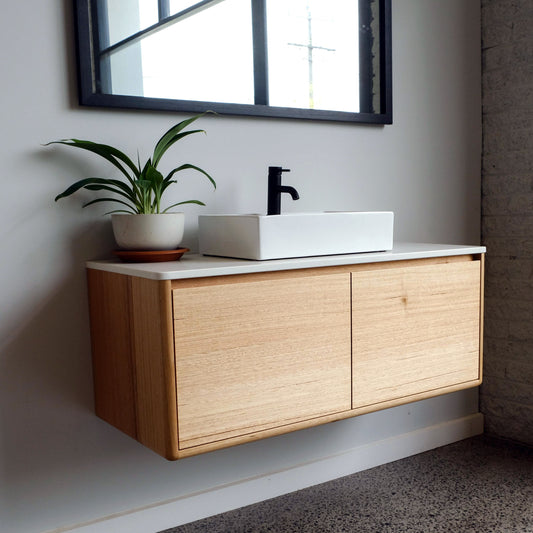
top-left (74, 0), bottom-right (392, 124)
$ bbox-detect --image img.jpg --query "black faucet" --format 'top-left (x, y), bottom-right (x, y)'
top-left (267, 166), bottom-right (300, 215)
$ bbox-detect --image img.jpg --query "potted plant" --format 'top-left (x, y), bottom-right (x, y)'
top-left (47, 113), bottom-right (215, 251)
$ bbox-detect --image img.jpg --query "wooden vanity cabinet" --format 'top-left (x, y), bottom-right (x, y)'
top-left (87, 253), bottom-right (483, 460)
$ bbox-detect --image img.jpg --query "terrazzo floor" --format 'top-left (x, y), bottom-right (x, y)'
top-left (160, 436), bottom-right (533, 533)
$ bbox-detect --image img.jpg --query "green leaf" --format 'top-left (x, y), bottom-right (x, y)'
top-left (164, 164), bottom-right (216, 190)
top-left (82, 197), bottom-right (137, 212)
top-left (82, 178), bottom-right (137, 199)
top-left (84, 184), bottom-right (139, 207)
top-left (139, 158), bottom-right (152, 178)
top-left (144, 164), bottom-right (164, 185)
top-left (162, 199), bottom-right (206, 213)
top-left (152, 130), bottom-right (204, 168)
top-left (144, 165), bottom-right (165, 212)
top-left (45, 139), bottom-right (140, 183)
top-left (55, 177), bottom-right (130, 201)
top-left (152, 112), bottom-right (210, 167)
top-left (160, 180), bottom-right (173, 195)
top-left (103, 209), bottom-right (136, 215)
top-left (133, 178), bottom-right (152, 189)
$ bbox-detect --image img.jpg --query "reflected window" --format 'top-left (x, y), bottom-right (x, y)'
top-left (267, 1), bottom-right (360, 112)
top-left (99, 0), bottom-right (254, 104)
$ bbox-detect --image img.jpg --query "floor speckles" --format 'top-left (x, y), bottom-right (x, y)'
top-left (160, 436), bottom-right (533, 533)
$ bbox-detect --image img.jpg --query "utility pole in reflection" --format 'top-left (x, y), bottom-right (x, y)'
top-left (288, 1), bottom-right (335, 108)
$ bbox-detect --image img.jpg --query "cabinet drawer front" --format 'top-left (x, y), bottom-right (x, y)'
top-left (173, 272), bottom-right (352, 449)
top-left (352, 260), bottom-right (482, 408)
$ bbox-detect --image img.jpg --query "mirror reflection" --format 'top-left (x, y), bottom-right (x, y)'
top-left (75, 0), bottom-right (392, 123)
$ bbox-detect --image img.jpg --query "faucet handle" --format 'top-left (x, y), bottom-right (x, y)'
top-left (268, 166), bottom-right (290, 174)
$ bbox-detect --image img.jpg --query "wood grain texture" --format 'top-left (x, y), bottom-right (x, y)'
top-left (352, 259), bottom-right (482, 408)
top-left (130, 277), bottom-right (179, 459)
top-left (173, 272), bottom-right (352, 449)
top-left (174, 377), bottom-right (482, 458)
top-left (87, 269), bottom-right (137, 438)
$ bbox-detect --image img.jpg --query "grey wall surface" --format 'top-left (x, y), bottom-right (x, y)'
top-left (0, 1), bottom-right (481, 531)
top-left (481, 0), bottom-right (533, 445)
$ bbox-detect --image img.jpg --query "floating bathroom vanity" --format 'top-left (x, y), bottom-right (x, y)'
top-left (86, 243), bottom-right (485, 460)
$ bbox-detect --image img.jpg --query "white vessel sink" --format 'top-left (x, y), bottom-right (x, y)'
top-left (198, 212), bottom-right (394, 260)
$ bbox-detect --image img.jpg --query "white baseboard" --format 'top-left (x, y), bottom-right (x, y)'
top-left (51, 413), bottom-right (483, 533)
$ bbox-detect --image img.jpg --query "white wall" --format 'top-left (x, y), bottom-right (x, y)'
top-left (0, 1), bottom-right (481, 532)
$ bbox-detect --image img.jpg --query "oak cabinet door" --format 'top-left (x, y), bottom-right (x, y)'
top-left (352, 260), bottom-right (482, 409)
top-left (173, 272), bottom-right (352, 449)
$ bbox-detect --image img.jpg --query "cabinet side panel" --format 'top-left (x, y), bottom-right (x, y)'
top-left (173, 272), bottom-right (352, 449)
top-left (130, 278), bottom-right (178, 459)
top-left (479, 254), bottom-right (485, 382)
top-left (87, 269), bottom-right (137, 438)
top-left (352, 260), bottom-right (481, 408)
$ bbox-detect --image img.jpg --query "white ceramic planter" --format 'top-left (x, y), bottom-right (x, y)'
top-left (111, 213), bottom-right (185, 251)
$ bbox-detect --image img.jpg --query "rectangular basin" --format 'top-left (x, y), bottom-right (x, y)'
top-left (198, 212), bottom-right (394, 260)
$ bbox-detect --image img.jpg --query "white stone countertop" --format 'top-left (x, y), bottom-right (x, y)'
top-left (86, 242), bottom-right (486, 280)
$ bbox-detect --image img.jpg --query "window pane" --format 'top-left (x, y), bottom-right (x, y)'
top-left (266, 0), bottom-right (360, 113)
top-left (141, 0), bottom-right (254, 103)
top-left (103, 0), bottom-right (158, 47)
top-left (107, 45), bottom-right (144, 96)
top-left (168, 0), bottom-right (206, 15)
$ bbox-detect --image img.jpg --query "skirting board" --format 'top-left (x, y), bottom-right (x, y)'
top-left (50, 413), bottom-right (483, 533)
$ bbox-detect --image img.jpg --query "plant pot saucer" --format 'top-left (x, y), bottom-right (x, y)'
top-left (113, 248), bottom-right (189, 263)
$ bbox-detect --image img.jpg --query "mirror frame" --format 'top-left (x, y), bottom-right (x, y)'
top-left (73, 0), bottom-right (392, 124)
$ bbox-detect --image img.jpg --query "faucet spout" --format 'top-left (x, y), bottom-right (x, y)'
top-left (267, 166), bottom-right (300, 215)
top-left (278, 185), bottom-right (300, 201)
